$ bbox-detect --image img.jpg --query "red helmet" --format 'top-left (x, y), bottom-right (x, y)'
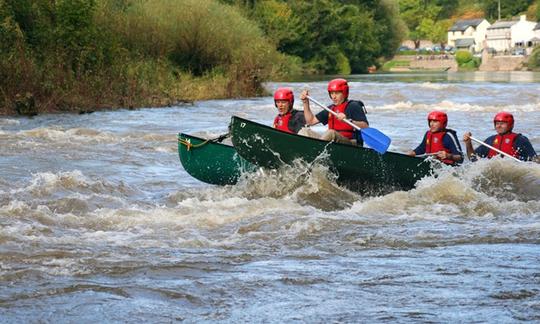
top-left (493, 111), bottom-right (514, 131)
top-left (427, 110), bottom-right (448, 128)
top-left (327, 78), bottom-right (349, 99)
top-left (274, 87), bottom-right (294, 107)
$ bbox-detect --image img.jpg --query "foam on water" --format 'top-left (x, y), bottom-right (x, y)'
top-left (377, 100), bottom-right (540, 112)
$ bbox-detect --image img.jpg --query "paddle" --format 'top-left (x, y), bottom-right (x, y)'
top-left (416, 153), bottom-right (437, 158)
top-left (469, 136), bottom-right (521, 163)
top-left (306, 95), bottom-right (391, 154)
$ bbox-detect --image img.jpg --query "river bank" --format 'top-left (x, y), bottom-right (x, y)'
top-left (384, 53), bottom-right (530, 73)
top-left (1, 71), bottom-right (268, 117)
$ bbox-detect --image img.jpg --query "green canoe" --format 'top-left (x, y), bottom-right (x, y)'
top-left (178, 133), bottom-right (256, 185)
top-left (229, 116), bottom-right (435, 192)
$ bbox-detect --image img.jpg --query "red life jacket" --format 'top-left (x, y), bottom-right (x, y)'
top-left (273, 111), bottom-right (294, 134)
top-left (487, 133), bottom-right (519, 158)
top-left (328, 101), bottom-right (354, 139)
top-left (425, 130), bottom-right (454, 165)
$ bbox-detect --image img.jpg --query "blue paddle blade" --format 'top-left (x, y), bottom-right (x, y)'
top-left (361, 127), bottom-right (391, 154)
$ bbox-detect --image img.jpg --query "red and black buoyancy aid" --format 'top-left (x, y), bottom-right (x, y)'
top-left (487, 132), bottom-right (519, 158)
top-left (425, 130), bottom-right (454, 165)
top-left (328, 101), bottom-right (354, 139)
top-left (273, 110), bottom-right (294, 133)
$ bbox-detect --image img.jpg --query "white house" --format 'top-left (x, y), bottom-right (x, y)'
top-left (486, 15), bottom-right (537, 52)
top-left (532, 23), bottom-right (540, 47)
top-left (448, 19), bottom-right (490, 52)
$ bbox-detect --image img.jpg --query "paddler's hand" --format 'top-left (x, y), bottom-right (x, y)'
top-left (336, 112), bottom-right (346, 120)
top-left (300, 90), bottom-right (309, 104)
top-left (463, 131), bottom-right (472, 143)
top-left (437, 151), bottom-right (451, 161)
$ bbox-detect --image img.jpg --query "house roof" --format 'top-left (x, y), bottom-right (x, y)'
top-left (488, 21), bottom-right (517, 29)
top-left (448, 19), bottom-right (485, 32)
top-left (455, 38), bottom-right (475, 47)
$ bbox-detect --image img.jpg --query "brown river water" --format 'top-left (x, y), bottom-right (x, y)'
top-left (1, 72), bottom-right (539, 322)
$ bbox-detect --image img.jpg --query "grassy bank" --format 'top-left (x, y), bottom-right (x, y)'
top-left (0, 0), bottom-right (293, 116)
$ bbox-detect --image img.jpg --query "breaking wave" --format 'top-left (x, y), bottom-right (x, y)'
top-left (377, 100), bottom-right (540, 112)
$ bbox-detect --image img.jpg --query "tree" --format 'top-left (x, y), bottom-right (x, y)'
top-left (373, 0), bottom-right (407, 58)
top-left (249, 0), bottom-right (300, 50)
top-left (482, 0), bottom-right (535, 20)
top-left (399, 0), bottom-right (442, 47)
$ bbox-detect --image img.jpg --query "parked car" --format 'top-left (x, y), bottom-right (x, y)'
top-left (512, 48), bottom-right (525, 56)
top-left (397, 46), bottom-right (411, 52)
top-left (444, 46), bottom-right (455, 54)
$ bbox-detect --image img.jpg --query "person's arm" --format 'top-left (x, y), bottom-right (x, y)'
top-left (408, 133), bottom-right (427, 156)
top-left (300, 90), bottom-right (319, 126)
top-left (462, 131), bottom-right (477, 160)
top-left (514, 135), bottom-right (538, 162)
top-left (350, 119), bottom-right (368, 129)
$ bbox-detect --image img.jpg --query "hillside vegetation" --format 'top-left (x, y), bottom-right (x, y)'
top-left (2, 0), bottom-right (539, 115)
top-left (0, 0), bottom-right (296, 115)
top-left (0, 0), bottom-right (405, 115)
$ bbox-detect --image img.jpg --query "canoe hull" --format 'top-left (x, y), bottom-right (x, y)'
top-left (178, 133), bottom-right (255, 185)
top-left (230, 116), bottom-right (434, 191)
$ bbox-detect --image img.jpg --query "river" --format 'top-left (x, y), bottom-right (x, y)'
top-left (1, 72), bottom-right (539, 322)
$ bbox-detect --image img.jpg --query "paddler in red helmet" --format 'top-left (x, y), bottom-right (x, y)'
top-left (463, 111), bottom-right (538, 162)
top-left (408, 110), bottom-right (463, 165)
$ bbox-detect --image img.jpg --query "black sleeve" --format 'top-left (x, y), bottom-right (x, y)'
top-left (345, 101), bottom-right (368, 124)
top-left (413, 132), bottom-right (428, 155)
top-left (289, 110), bottom-right (306, 134)
top-left (315, 110), bottom-right (329, 125)
top-left (444, 129), bottom-right (463, 155)
top-left (515, 135), bottom-right (538, 161)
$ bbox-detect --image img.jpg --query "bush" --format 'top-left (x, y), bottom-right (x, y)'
top-left (528, 46), bottom-right (540, 70)
top-left (106, 0), bottom-right (292, 95)
top-left (455, 50), bottom-right (473, 66)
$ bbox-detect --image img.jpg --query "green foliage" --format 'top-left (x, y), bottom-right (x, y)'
top-left (248, 0), bottom-right (299, 49)
top-left (55, 0), bottom-right (99, 71)
top-left (0, 0), bottom-right (22, 53)
top-left (455, 50), bottom-right (480, 70)
top-left (482, 0), bottom-right (535, 20)
top-left (374, 0), bottom-right (407, 58)
top-left (455, 50), bottom-right (473, 65)
top-left (118, 0), bottom-right (288, 93)
top-left (399, 0), bottom-right (535, 43)
top-left (381, 59), bottom-right (410, 71)
top-left (528, 46), bottom-right (540, 69)
top-left (246, 0), bottom-right (389, 74)
top-left (0, 0), bottom-right (291, 115)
